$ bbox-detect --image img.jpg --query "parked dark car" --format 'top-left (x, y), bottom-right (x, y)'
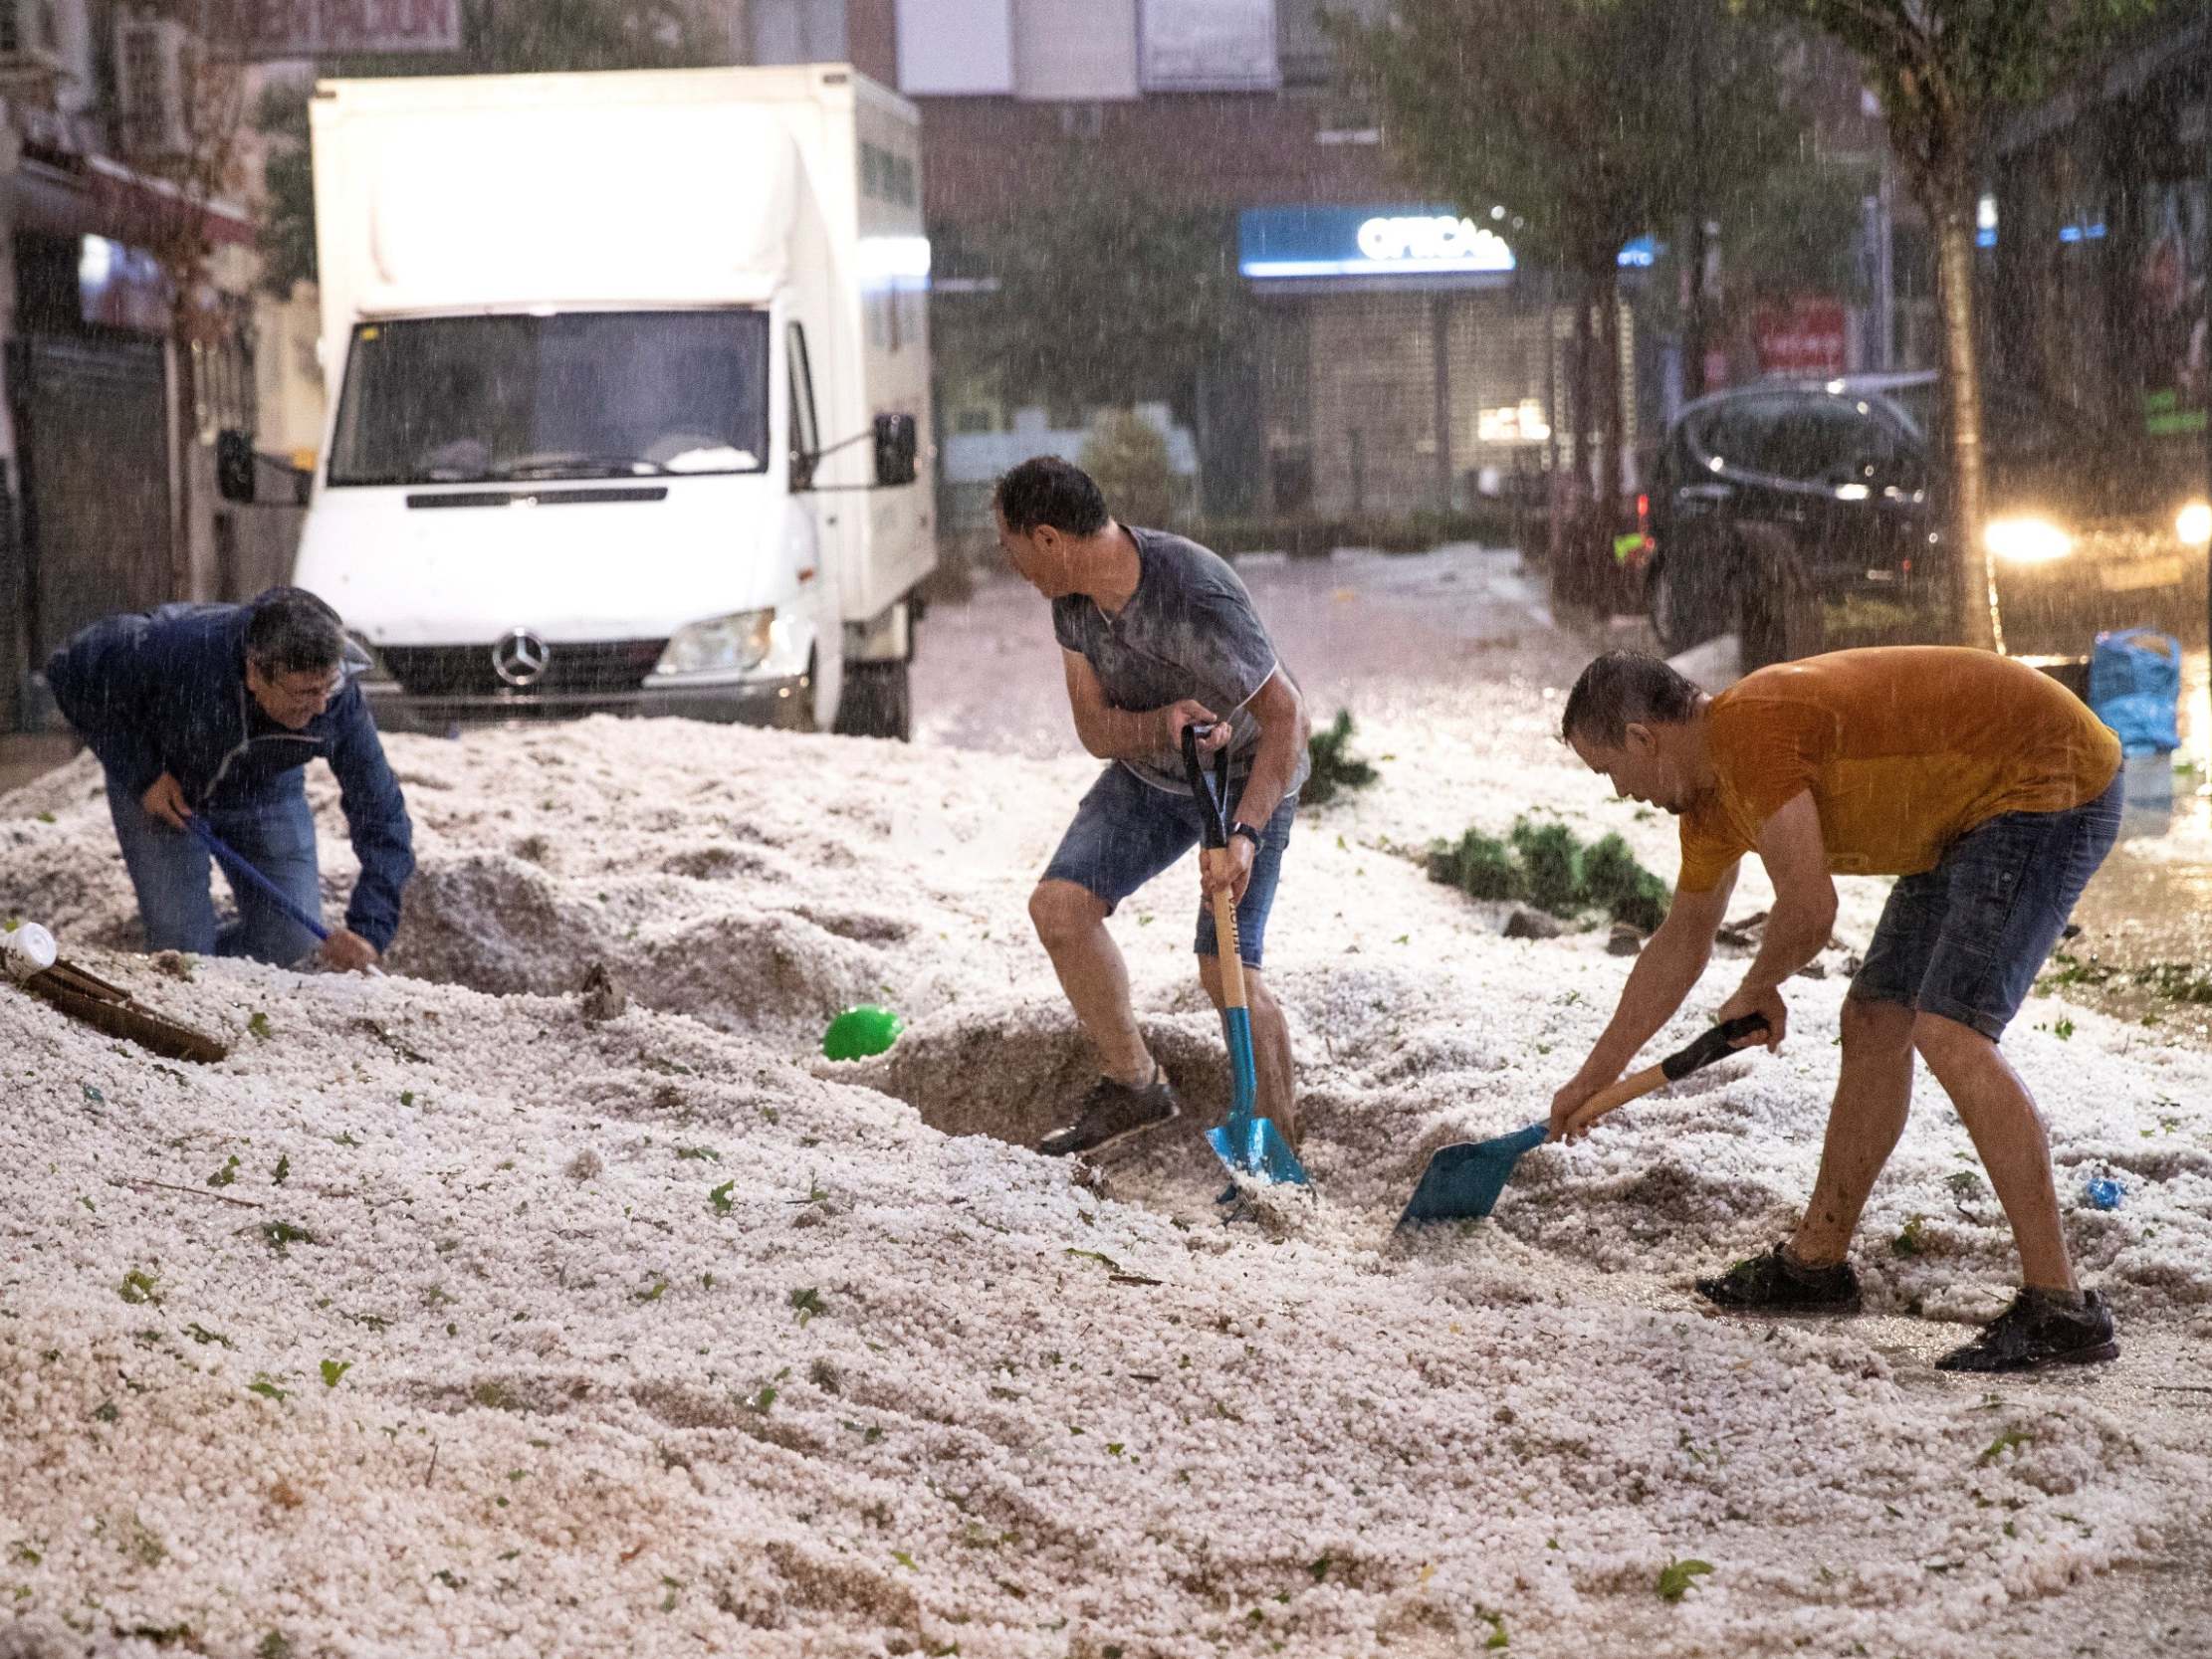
top-left (1638, 371), bottom-right (2208, 667)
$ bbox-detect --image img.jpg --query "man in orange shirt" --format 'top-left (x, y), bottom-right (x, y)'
top-left (1551, 648), bottom-right (2124, 1373)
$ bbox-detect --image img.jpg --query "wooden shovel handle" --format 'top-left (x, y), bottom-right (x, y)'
top-left (1560, 1013), bottom-right (1771, 1139)
top-left (1560, 1062), bottom-right (1669, 1139)
top-left (1208, 879), bottom-right (1247, 1011)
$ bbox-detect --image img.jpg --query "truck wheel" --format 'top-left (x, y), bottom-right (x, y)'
top-left (1739, 546), bottom-right (1823, 670)
top-left (833, 660), bottom-right (912, 741)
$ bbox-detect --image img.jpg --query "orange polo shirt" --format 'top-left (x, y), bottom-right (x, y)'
top-left (1677, 647), bottom-right (2121, 893)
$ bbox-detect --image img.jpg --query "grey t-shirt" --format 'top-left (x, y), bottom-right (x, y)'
top-left (1052, 525), bottom-right (1309, 798)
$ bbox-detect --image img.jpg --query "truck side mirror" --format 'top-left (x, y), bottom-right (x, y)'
top-left (873, 413), bottom-right (918, 487)
top-left (215, 429), bottom-right (257, 505)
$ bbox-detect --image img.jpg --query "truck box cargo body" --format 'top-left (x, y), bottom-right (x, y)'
top-left (290, 65), bottom-right (935, 738)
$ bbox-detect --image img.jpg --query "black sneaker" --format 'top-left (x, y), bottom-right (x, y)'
top-left (1934, 1289), bottom-right (2117, 1374)
top-left (1694, 1243), bottom-right (1864, 1316)
top-left (1036, 1069), bottom-right (1181, 1157)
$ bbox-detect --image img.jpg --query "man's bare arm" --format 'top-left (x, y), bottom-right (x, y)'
top-left (1061, 649), bottom-right (1227, 763)
top-left (1222, 670), bottom-right (1304, 826)
top-left (1737, 791), bottom-right (1836, 994)
top-left (1562, 865), bottom-right (1739, 1098)
top-left (1711, 790), bottom-right (1835, 1050)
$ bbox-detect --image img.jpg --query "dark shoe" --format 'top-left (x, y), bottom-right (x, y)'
top-left (1694, 1242), bottom-right (1864, 1315)
top-left (1934, 1289), bottom-right (2117, 1374)
top-left (1036, 1069), bottom-right (1181, 1157)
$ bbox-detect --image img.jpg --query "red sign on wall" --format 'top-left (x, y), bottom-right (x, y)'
top-left (1754, 297), bottom-right (1850, 379)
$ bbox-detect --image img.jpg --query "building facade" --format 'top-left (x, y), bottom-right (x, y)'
top-left (0, 0), bottom-right (289, 732)
top-left (888, 0), bottom-right (1634, 523)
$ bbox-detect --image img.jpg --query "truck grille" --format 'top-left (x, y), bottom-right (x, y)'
top-left (378, 639), bottom-right (669, 698)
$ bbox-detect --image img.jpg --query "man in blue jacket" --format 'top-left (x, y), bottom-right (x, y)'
top-left (46, 587), bottom-right (414, 972)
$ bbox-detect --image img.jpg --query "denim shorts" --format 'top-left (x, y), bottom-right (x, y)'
top-left (1041, 761), bottom-right (1296, 967)
top-left (103, 769), bottom-right (324, 966)
top-left (1852, 773), bottom-right (2122, 1039)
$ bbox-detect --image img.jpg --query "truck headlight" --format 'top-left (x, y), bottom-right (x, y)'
top-left (1984, 517), bottom-right (2074, 565)
top-left (654, 610), bottom-right (775, 677)
top-left (2177, 501), bottom-right (2211, 548)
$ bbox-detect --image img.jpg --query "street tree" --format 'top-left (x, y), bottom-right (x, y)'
top-left (1646, 153), bottom-right (1877, 385)
top-left (1338, 0), bottom-right (1802, 608)
top-left (1753, 0), bottom-right (2175, 651)
top-left (940, 150), bottom-right (1251, 431)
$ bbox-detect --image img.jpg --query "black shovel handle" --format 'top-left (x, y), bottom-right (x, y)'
top-left (1659, 1012), bottom-right (1772, 1081)
top-left (1180, 722), bottom-right (1232, 850)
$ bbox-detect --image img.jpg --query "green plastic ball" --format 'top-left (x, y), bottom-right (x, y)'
top-left (822, 1004), bottom-right (904, 1061)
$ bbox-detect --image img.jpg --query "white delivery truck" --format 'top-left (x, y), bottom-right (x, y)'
top-left (251, 65), bottom-right (935, 739)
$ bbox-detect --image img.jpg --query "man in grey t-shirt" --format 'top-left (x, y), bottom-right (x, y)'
top-left (994, 456), bottom-right (1310, 1158)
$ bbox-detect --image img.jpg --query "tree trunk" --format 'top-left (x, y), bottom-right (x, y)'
top-left (169, 322), bottom-right (198, 598)
top-left (1557, 275), bottom-right (1601, 610)
top-left (1543, 272), bottom-right (1566, 570)
top-left (1571, 278), bottom-right (1596, 500)
top-left (1682, 211), bottom-right (1709, 403)
top-left (1600, 267), bottom-right (1625, 548)
top-left (1682, 21), bottom-right (1709, 403)
top-left (1929, 156), bottom-right (2001, 653)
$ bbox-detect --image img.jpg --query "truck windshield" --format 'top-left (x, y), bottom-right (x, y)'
top-left (328, 310), bottom-right (772, 486)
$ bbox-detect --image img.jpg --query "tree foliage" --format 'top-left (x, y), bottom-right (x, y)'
top-left (1643, 153), bottom-right (1878, 344)
top-left (1337, 0), bottom-right (1806, 604)
top-left (1336, 0), bottom-right (1800, 281)
top-left (938, 151), bottom-right (1251, 419)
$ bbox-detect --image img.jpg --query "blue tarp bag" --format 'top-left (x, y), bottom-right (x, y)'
top-left (2088, 628), bottom-right (2181, 757)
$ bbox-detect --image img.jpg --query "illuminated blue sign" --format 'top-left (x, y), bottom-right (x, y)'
top-left (1240, 207), bottom-right (1658, 280)
top-left (1238, 206), bottom-right (1513, 278)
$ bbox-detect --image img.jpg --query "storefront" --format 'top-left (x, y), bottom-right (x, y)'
top-left (0, 145), bottom-right (261, 731)
top-left (1236, 203), bottom-right (1640, 518)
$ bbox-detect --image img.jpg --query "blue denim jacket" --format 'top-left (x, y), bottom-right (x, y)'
top-left (46, 594), bottom-right (415, 950)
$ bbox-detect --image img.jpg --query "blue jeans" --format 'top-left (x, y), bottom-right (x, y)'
top-left (1852, 774), bottom-right (2123, 1040)
top-left (1042, 762), bottom-right (1296, 967)
top-left (105, 772), bottom-right (324, 966)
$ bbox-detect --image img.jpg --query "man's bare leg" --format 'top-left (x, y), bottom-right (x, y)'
top-left (1198, 953), bottom-right (1299, 1144)
top-left (1912, 1011), bottom-right (2079, 1296)
top-left (1790, 995), bottom-right (1917, 1266)
top-left (1029, 880), bottom-right (1155, 1087)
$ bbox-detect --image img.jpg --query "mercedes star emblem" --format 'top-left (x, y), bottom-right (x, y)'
top-left (492, 628), bottom-right (550, 688)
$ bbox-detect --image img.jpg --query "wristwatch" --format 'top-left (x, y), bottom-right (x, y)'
top-left (1230, 821), bottom-right (1263, 850)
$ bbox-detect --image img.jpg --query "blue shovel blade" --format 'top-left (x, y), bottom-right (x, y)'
top-left (1207, 1004), bottom-right (1310, 1186)
top-left (1397, 1122), bottom-right (1547, 1227)
top-left (1207, 1116), bottom-right (1311, 1186)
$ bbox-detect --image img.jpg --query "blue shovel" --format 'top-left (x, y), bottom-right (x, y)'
top-left (1182, 726), bottom-right (1309, 1187)
top-left (1397, 1012), bottom-right (1768, 1227)
top-left (185, 816), bottom-right (376, 971)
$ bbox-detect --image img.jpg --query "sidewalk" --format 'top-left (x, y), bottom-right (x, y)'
top-left (0, 734), bottom-right (79, 796)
